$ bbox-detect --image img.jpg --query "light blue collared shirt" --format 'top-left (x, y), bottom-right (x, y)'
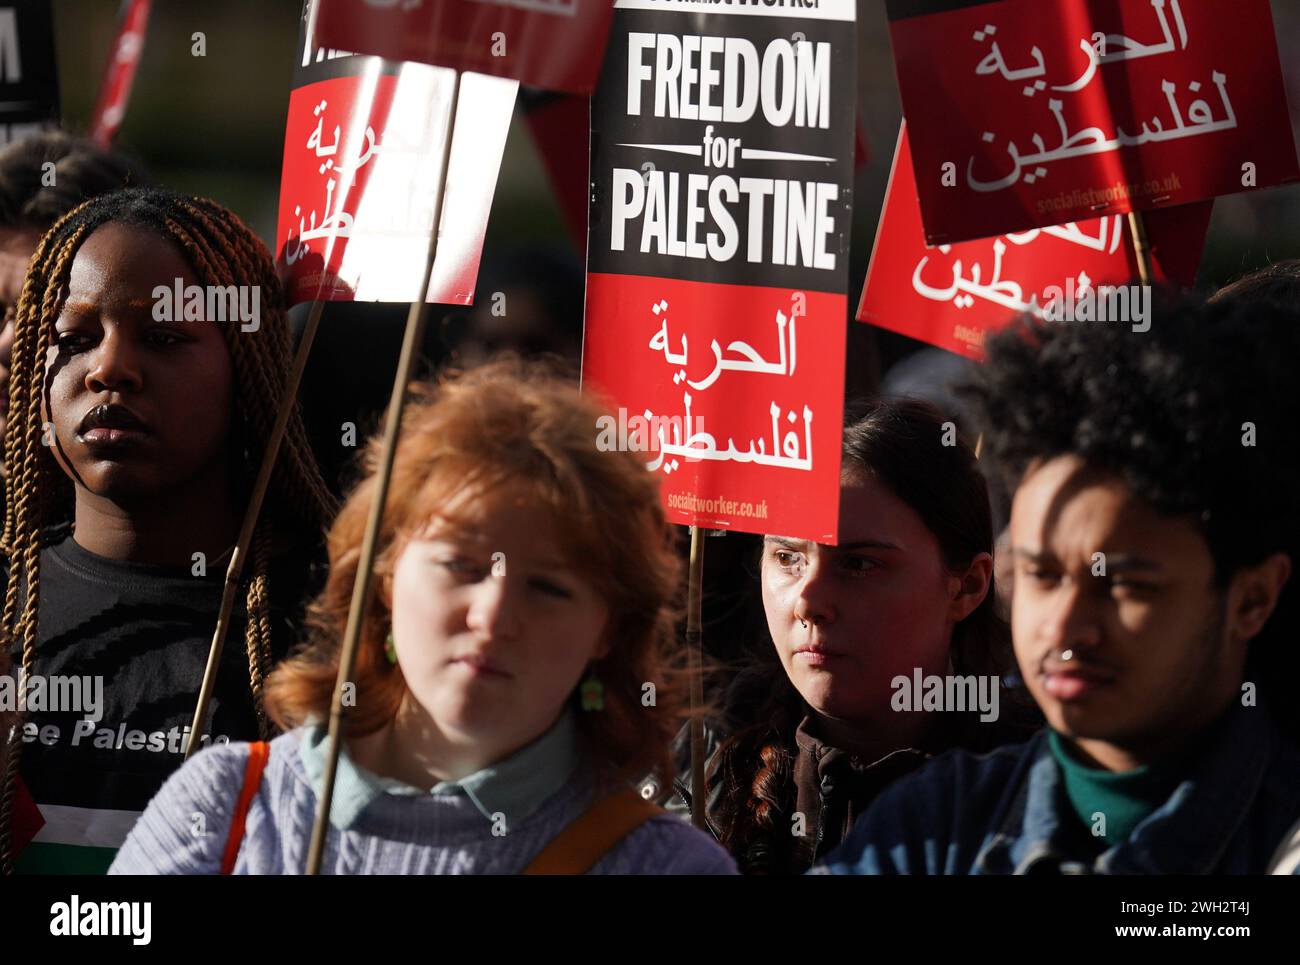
top-left (299, 711), bottom-right (582, 830)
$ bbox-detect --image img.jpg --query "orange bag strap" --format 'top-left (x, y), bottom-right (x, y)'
top-left (522, 788), bottom-right (664, 875)
top-left (220, 741), bottom-right (271, 875)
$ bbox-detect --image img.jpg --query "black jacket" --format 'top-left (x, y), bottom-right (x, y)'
top-left (659, 704), bottom-right (1039, 874)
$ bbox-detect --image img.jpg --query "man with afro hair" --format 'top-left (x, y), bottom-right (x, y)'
top-left (816, 289), bottom-right (1300, 875)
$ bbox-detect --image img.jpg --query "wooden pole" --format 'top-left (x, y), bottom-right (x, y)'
top-left (305, 72), bottom-right (461, 876)
top-left (185, 296), bottom-right (326, 759)
top-left (1127, 210), bottom-right (1154, 287)
top-left (686, 524), bottom-right (707, 830)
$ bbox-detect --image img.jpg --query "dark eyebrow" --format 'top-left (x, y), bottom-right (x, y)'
top-left (1011, 547), bottom-right (1163, 573)
top-left (60, 297), bottom-right (157, 314)
top-left (764, 536), bottom-right (808, 550)
top-left (56, 302), bottom-right (95, 318)
top-left (765, 536), bottom-right (901, 552)
top-left (836, 540), bottom-right (901, 552)
top-left (1099, 554), bottom-right (1164, 574)
top-left (1010, 547), bottom-right (1053, 565)
top-left (520, 556), bottom-right (573, 573)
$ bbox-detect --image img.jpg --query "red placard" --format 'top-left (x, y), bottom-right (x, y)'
top-left (888, 0), bottom-right (1298, 244)
top-left (314, 0), bottom-right (613, 95)
top-left (90, 0), bottom-right (151, 148)
top-left (858, 125), bottom-right (1212, 359)
top-left (582, 0), bottom-right (857, 543)
top-left (275, 0), bottom-right (516, 306)
top-left (586, 275), bottom-right (846, 542)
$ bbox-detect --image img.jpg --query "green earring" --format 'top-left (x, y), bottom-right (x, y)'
top-left (384, 631), bottom-right (398, 665)
top-left (580, 673), bottom-right (604, 711)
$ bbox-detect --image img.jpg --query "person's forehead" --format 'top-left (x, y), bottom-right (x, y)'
top-left (84, 221), bottom-right (176, 253)
top-left (835, 472), bottom-right (930, 549)
top-left (60, 225), bottom-right (194, 304)
top-left (409, 511), bottom-right (577, 574)
top-left (414, 481), bottom-right (566, 542)
top-left (763, 475), bottom-right (930, 552)
top-left (1009, 455), bottom-right (1202, 561)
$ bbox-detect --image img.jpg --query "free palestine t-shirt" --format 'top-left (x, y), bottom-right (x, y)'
top-left (7, 532), bottom-right (320, 874)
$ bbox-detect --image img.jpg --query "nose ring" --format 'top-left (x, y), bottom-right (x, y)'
top-left (1060, 649), bottom-right (1074, 662)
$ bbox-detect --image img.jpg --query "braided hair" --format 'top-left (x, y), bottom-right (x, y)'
top-left (0, 188), bottom-right (338, 870)
top-left (708, 660), bottom-right (805, 874)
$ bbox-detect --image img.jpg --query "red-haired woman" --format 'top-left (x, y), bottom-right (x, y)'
top-left (111, 360), bottom-right (735, 874)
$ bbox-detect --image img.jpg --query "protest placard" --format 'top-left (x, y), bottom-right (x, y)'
top-left (583, 0), bottom-right (856, 543)
top-left (275, 0), bottom-right (516, 306)
top-left (859, 125), bottom-right (1213, 357)
top-left (889, 0), bottom-right (1298, 243)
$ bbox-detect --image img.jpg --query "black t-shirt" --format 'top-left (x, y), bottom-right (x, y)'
top-left (7, 532), bottom-right (321, 873)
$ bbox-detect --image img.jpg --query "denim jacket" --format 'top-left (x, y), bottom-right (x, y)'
top-left (815, 704), bottom-right (1300, 875)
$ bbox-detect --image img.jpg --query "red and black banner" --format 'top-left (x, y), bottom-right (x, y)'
top-left (583, 0), bottom-right (856, 543)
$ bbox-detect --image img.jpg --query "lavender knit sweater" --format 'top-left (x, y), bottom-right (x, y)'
top-left (108, 728), bottom-right (737, 875)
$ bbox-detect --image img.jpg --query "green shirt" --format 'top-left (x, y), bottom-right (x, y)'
top-left (1047, 730), bottom-right (1184, 847)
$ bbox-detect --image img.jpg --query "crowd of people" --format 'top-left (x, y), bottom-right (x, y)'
top-left (0, 128), bottom-right (1298, 876)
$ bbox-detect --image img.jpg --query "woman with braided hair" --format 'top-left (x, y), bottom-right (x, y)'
top-left (0, 187), bottom-right (336, 874)
top-left (672, 399), bottom-right (1036, 874)
top-left (0, 130), bottom-right (148, 452)
top-left (0, 131), bottom-right (148, 870)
